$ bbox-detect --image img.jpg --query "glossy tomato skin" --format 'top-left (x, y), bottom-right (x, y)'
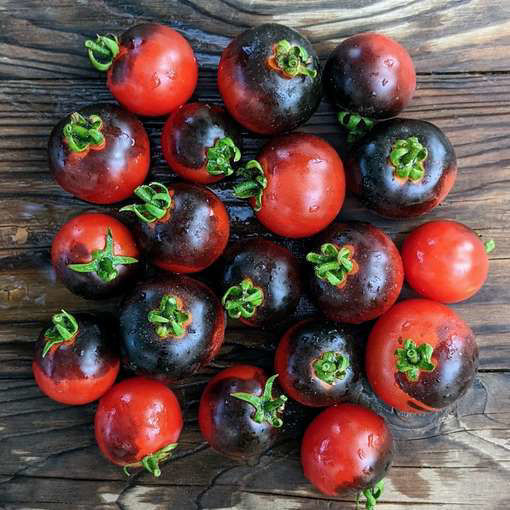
top-left (301, 404), bottom-right (393, 496)
top-left (33, 313), bottom-right (119, 405)
top-left (275, 320), bottom-right (362, 407)
top-left (309, 222), bottom-right (403, 324)
top-left (48, 104), bottom-right (150, 204)
top-left (95, 377), bottom-right (183, 467)
top-left (120, 275), bottom-right (225, 382)
top-left (132, 183), bottom-right (229, 273)
top-left (219, 239), bottom-right (302, 327)
top-left (253, 133), bottom-right (345, 238)
top-left (161, 102), bottom-right (241, 184)
top-left (51, 213), bottom-right (139, 299)
top-left (348, 119), bottom-right (457, 218)
top-left (402, 220), bottom-right (489, 303)
top-left (218, 23), bottom-right (321, 134)
top-left (366, 299), bottom-right (479, 413)
top-left (107, 24), bottom-right (197, 116)
top-left (324, 33), bottom-right (416, 119)
top-left (199, 365), bottom-right (282, 461)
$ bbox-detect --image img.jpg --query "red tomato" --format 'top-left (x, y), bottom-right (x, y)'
top-left (401, 220), bottom-right (489, 303)
top-left (301, 404), bottom-right (393, 500)
top-left (234, 133), bottom-right (345, 238)
top-left (95, 377), bottom-right (183, 476)
top-left (51, 213), bottom-right (139, 299)
top-left (86, 24), bottom-right (198, 116)
top-left (365, 299), bottom-right (479, 413)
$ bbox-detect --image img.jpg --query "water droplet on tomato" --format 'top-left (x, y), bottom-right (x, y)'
top-left (151, 73), bottom-right (161, 89)
top-left (382, 78), bottom-right (389, 87)
top-left (384, 58), bottom-right (394, 68)
top-left (357, 448), bottom-right (366, 460)
top-left (309, 205), bottom-right (319, 213)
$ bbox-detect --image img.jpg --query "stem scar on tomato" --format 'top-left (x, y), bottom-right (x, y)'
top-left (222, 277), bottom-right (264, 319)
top-left (395, 338), bottom-right (436, 382)
top-left (306, 243), bottom-right (358, 287)
top-left (42, 309), bottom-right (79, 357)
top-left (147, 294), bottom-right (191, 338)
top-left (120, 182), bottom-right (173, 223)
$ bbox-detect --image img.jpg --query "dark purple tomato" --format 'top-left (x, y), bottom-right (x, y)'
top-left (161, 102), bottom-right (242, 184)
top-left (198, 365), bottom-right (287, 461)
top-left (307, 222), bottom-right (403, 324)
top-left (48, 104), bottom-right (150, 204)
top-left (219, 239), bottom-right (302, 327)
top-left (218, 23), bottom-right (321, 135)
top-left (33, 310), bottom-right (119, 405)
top-left (275, 320), bottom-right (362, 407)
top-left (348, 118), bottom-right (457, 218)
top-left (120, 274), bottom-right (226, 382)
top-left (121, 182), bottom-right (230, 273)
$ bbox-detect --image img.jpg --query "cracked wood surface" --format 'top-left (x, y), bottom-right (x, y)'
top-left (1, 1), bottom-right (510, 509)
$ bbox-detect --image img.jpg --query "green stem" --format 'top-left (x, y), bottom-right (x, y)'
top-left (123, 443), bottom-right (177, 477)
top-left (271, 39), bottom-right (317, 79)
top-left (390, 137), bottom-right (428, 181)
top-left (85, 34), bottom-right (120, 72)
top-left (356, 480), bottom-right (385, 510)
top-left (313, 351), bottom-right (349, 384)
top-left (221, 278), bottom-right (264, 320)
top-left (63, 112), bottom-right (105, 153)
top-left (148, 295), bottom-right (190, 338)
top-left (42, 310), bottom-right (78, 357)
top-left (484, 239), bottom-right (496, 253)
top-left (306, 243), bottom-right (355, 287)
top-left (68, 229), bottom-right (138, 283)
top-left (207, 137), bottom-right (241, 176)
top-left (233, 160), bottom-right (267, 211)
top-left (231, 374), bottom-right (287, 428)
top-left (337, 111), bottom-right (374, 144)
top-left (120, 182), bottom-right (172, 223)
top-left (395, 339), bottom-right (436, 382)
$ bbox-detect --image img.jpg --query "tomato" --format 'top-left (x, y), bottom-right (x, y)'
top-left (234, 133), bottom-right (345, 238)
top-left (85, 24), bottom-right (197, 116)
top-left (275, 320), bottom-right (362, 407)
top-left (307, 222), bottom-right (403, 324)
top-left (348, 118), bottom-right (457, 218)
top-left (120, 275), bottom-right (225, 382)
top-left (51, 213), bottom-right (139, 299)
top-left (33, 310), bottom-right (119, 405)
top-left (219, 239), bottom-right (302, 327)
top-left (365, 299), bottom-right (479, 413)
top-left (401, 220), bottom-right (490, 303)
top-left (301, 403), bottom-right (393, 506)
top-left (48, 104), bottom-right (150, 204)
top-left (198, 365), bottom-right (287, 461)
top-left (218, 23), bottom-right (321, 134)
top-left (161, 102), bottom-right (242, 184)
top-left (121, 182), bottom-right (229, 273)
top-left (95, 377), bottom-right (183, 477)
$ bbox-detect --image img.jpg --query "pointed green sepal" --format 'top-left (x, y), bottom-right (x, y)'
top-left (233, 160), bottom-right (267, 211)
top-left (120, 182), bottom-right (172, 223)
top-left (123, 443), bottom-right (177, 478)
top-left (337, 111), bottom-right (374, 144)
top-left (272, 39), bottom-right (317, 79)
top-left (207, 136), bottom-right (241, 177)
top-left (356, 480), bottom-right (385, 510)
top-left (63, 112), bottom-right (105, 153)
top-left (306, 243), bottom-right (356, 287)
top-left (148, 295), bottom-right (190, 338)
top-left (85, 34), bottom-right (119, 72)
top-left (313, 351), bottom-right (350, 384)
top-left (390, 137), bottom-right (428, 181)
top-left (221, 278), bottom-right (264, 320)
top-left (395, 339), bottom-right (436, 382)
top-left (42, 310), bottom-right (79, 357)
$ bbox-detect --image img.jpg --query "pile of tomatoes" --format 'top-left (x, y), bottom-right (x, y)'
top-left (34, 22), bottom-right (494, 508)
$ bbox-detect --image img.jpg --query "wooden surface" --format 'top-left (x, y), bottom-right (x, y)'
top-left (1, 1), bottom-right (510, 509)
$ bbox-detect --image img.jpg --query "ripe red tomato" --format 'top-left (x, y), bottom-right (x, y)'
top-left (301, 404), bottom-right (393, 504)
top-left (95, 377), bottom-right (183, 477)
top-left (86, 24), bottom-right (198, 116)
top-left (33, 311), bottom-right (119, 405)
top-left (51, 213), bottom-right (139, 299)
top-left (401, 220), bottom-right (490, 303)
top-left (234, 133), bottom-right (345, 238)
top-left (48, 104), bottom-right (150, 204)
top-left (365, 299), bottom-right (479, 413)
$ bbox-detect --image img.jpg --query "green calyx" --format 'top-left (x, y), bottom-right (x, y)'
top-left (356, 480), bottom-right (385, 510)
top-left (231, 374), bottom-right (287, 428)
top-left (306, 243), bottom-right (355, 287)
top-left (485, 239), bottom-right (496, 253)
top-left (395, 339), bottom-right (436, 382)
top-left (123, 443), bottom-right (177, 478)
top-left (42, 310), bottom-right (79, 358)
top-left (207, 137), bottom-right (241, 177)
top-left (313, 351), bottom-right (350, 384)
top-left (148, 295), bottom-right (190, 338)
top-left (233, 160), bottom-right (267, 211)
top-left (63, 112), bottom-right (105, 153)
top-left (68, 229), bottom-right (138, 283)
top-left (222, 278), bottom-right (264, 320)
top-left (272, 39), bottom-right (317, 79)
top-left (120, 182), bottom-right (172, 223)
top-left (337, 112), bottom-right (374, 144)
top-left (390, 136), bottom-right (428, 181)
top-left (85, 34), bottom-right (120, 72)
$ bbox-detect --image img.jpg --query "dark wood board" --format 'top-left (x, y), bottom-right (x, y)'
top-left (1, 1), bottom-right (509, 509)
